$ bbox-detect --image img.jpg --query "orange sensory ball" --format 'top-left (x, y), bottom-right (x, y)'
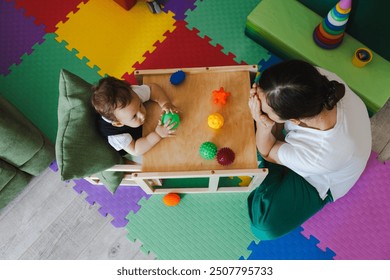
top-left (163, 193), bottom-right (181, 206)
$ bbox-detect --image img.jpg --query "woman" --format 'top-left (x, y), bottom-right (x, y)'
top-left (248, 60), bottom-right (371, 240)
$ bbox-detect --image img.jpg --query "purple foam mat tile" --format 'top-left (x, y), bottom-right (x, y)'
top-left (0, 0), bottom-right (46, 75)
top-left (161, 0), bottom-right (197, 20)
top-left (49, 160), bottom-right (58, 172)
top-left (73, 179), bottom-right (151, 228)
top-left (302, 152), bottom-right (390, 259)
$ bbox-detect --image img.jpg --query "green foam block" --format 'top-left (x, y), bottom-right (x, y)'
top-left (245, 0), bottom-right (390, 112)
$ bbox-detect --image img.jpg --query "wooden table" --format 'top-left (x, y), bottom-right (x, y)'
top-left (92, 65), bottom-right (268, 194)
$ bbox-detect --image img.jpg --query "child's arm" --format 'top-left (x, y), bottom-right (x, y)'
top-left (122, 120), bottom-right (176, 156)
top-left (147, 83), bottom-right (178, 113)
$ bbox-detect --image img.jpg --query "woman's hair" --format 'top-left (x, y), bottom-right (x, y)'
top-left (258, 59), bottom-right (345, 120)
top-left (91, 76), bottom-right (134, 121)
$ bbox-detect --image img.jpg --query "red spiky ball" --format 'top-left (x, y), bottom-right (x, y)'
top-left (216, 147), bottom-right (235, 166)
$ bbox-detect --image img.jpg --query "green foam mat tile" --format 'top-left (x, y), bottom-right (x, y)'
top-left (185, 0), bottom-right (270, 65)
top-left (0, 33), bottom-right (102, 143)
top-left (126, 192), bottom-right (258, 259)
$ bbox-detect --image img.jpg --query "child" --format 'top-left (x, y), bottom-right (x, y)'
top-left (91, 76), bottom-right (178, 163)
top-left (247, 60), bottom-right (371, 240)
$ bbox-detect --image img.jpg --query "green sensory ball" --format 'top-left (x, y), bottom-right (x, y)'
top-left (199, 141), bottom-right (218, 160)
top-left (161, 112), bottom-right (180, 129)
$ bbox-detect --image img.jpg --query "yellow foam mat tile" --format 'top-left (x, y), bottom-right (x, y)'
top-left (55, 0), bottom-right (175, 78)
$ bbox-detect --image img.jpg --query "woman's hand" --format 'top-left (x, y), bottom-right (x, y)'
top-left (248, 94), bottom-right (262, 123)
top-left (248, 84), bottom-right (275, 129)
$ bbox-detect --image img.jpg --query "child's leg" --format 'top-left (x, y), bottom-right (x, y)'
top-left (248, 160), bottom-right (333, 240)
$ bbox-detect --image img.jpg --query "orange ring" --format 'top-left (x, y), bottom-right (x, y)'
top-left (315, 27), bottom-right (344, 45)
top-left (319, 23), bottom-right (344, 40)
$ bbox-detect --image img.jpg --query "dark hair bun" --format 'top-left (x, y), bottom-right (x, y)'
top-left (324, 80), bottom-right (345, 110)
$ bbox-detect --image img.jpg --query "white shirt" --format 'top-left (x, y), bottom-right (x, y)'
top-left (102, 85), bottom-right (151, 151)
top-left (277, 68), bottom-right (372, 201)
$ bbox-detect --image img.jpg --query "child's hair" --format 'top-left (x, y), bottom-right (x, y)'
top-left (91, 76), bottom-right (134, 121)
top-left (258, 60), bottom-right (345, 120)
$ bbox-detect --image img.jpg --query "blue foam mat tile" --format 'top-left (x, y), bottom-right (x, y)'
top-left (258, 53), bottom-right (283, 72)
top-left (241, 227), bottom-right (336, 260)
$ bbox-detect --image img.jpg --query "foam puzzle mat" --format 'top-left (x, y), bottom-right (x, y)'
top-left (126, 192), bottom-right (259, 260)
top-left (1, 0), bottom-right (389, 260)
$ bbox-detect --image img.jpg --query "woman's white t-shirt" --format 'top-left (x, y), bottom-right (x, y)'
top-left (277, 68), bottom-right (372, 201)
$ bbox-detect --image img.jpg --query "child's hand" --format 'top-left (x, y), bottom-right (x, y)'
top-left (155, 119), bottom-right (176, 138)
top-left (161, 102), bottom-right (179, 114)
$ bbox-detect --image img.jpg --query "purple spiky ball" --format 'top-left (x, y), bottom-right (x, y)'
top-left (216, 147), bottom-right (235, 166)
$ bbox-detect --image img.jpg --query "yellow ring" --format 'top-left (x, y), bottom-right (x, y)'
top-left (336, 3), bottom-right (351, 14)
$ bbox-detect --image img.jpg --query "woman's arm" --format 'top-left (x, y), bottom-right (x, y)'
top-left (249, 94), bottom-right (283, 164)
top-left (255, 124), bottom-right (284, 164)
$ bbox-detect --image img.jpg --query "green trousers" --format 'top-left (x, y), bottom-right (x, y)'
top-left (248, 159), bottom-right (333, 240)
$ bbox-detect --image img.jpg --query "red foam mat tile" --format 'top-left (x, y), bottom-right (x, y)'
top-left (13, 0), bottom-right (89, 32)
top-left (123, 20), bottom-right (242, 84)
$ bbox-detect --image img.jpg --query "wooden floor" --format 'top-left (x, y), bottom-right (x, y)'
top-left (0, 167), bottom-right (155, 260)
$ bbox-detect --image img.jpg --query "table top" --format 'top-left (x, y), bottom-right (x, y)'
top-left (137, 66), bottom-right (258, 173)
